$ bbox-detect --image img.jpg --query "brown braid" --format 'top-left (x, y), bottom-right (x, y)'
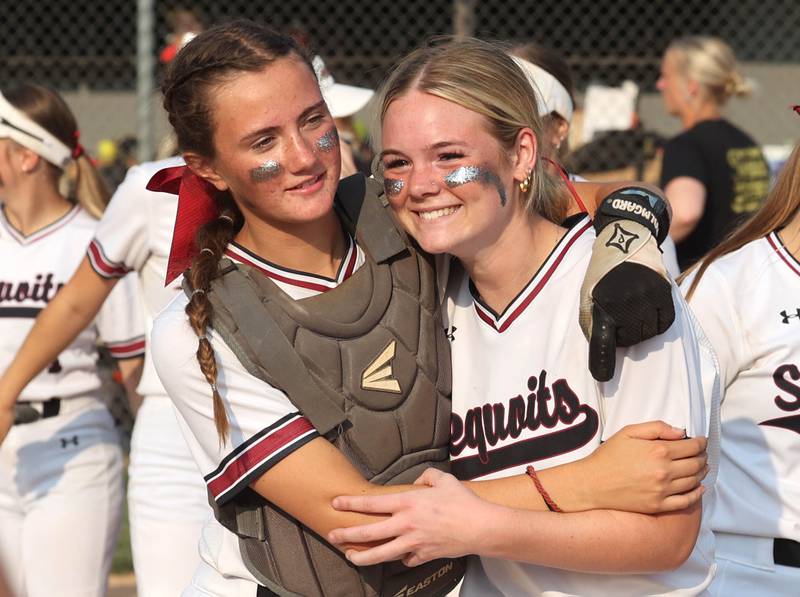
top-left (160, 20), bottom-right (308, 443)
top-left (184, 198), bottom-right (242, 443)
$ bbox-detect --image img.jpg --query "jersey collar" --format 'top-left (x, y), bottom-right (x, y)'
top-left (224, 234), bottom-right (360, 293)
top-left (471, 217), bottom-right (592, 333)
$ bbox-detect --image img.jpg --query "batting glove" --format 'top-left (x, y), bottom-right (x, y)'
top-left (580, 187), bottom-right (675, 382)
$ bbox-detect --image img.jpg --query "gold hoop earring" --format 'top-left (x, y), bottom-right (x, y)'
top-left (519, 170), bottom-right (532, 194)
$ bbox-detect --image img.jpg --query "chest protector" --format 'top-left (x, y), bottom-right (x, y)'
top-left (196, 174), bottom-right (464, 597)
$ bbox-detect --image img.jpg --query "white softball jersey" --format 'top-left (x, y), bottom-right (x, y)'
top-left (83, 157), bottom-right (213, 597)
top-left (447, 217), bottom-right (721, 596)
top-left (87, 156), bottom-right (184, 398)
top-left (152, 237), bottom-right (364, 592)
top-left (0, 202), bottom-right (142, 597)
top-left (683, 232), bottom-right (800, 542)
top-left (0, 204), bottom-right (145, 400)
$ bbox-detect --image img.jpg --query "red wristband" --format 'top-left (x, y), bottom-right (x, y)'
top-left (526, 465), bottom-right (563, 513)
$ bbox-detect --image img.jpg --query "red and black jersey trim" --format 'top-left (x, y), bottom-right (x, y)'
top-left (87, 238), bottom-right (131, 279)
top-left (205, 412), bottom-right (318, 506)
top-left (224, 235), bottom-right (359, 293)
top-left (1, 204), bottom-right (82, 246)
top-left (105, 335), bottom-right (146, 359)
top-left (768, 231), bottom-right (800, 278)
top-left (471, 217), bottom-right (592, 332)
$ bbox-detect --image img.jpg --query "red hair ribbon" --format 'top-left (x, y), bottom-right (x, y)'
top-left (147, 165), bottom-right (221, 285)
top-left (71, 130), bottom-right (83, 159)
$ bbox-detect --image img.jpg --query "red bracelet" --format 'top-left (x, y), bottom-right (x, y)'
top-left (526, 465), bottom-right (563, 513)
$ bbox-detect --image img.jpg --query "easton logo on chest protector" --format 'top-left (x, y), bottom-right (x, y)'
top-left (361, 340), bottom-right (402, 393)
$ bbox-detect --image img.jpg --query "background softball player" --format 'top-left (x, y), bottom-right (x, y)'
top-left (682, 137), bottom-right (800, 594)
top-left (0, 84), bottom-right (145, 597)
top-left (0, 155), bottom-right (212, 597)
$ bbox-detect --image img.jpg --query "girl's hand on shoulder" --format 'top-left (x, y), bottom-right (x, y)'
top-left (328, 468), bottom-right (489, 567)
top-left (581, 420), bottom-right (708, 514)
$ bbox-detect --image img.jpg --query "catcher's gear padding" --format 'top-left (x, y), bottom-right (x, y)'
top-left (197, 174), bottom-right (464, 597)
top-left (580, 187), bottom-right (675, 381)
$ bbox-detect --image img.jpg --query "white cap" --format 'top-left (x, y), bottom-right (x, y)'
top-left (0, 92), bottom-right (72, 167)
top-left (511, 56), bottom-right (574, 122)
top-left (313, 56), bottom-right (375, 119)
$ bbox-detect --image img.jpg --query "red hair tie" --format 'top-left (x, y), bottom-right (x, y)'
top-left (72, 143), bottom-right (84, 159)
top-left (147, 165), bottom-right (221, 285)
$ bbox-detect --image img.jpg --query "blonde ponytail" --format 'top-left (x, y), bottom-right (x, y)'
top-left (668, 36), bottom-right (751, 105)
top-left (68, 153), bottom-right (112, 218)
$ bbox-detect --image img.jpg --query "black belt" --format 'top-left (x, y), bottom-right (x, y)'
top-left (12, 398), bottom-right (61, 425)
top-left (775, 538), bottom-right (800, 568)
top-left (256, 586), bottom-right (278, 596)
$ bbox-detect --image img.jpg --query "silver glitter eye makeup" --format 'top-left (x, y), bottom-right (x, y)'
top-left (444, 165), bottom-right (481, 187)
top-left (384, 178), bottom-right (404, 197)
top-left (315, 128), bottom-right (337, 153)
top-left (250, 160), bottom-right (282, 182)
top-left (444, 165), bottom-right (507, 206)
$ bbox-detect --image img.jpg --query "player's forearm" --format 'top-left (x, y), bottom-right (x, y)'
top-left (466, 462), bottom-right (596, 513)
top-left (473, 500), bottom-right (700, 573)
top-left (669, 215), bottom-right (698, 243)
top-left (0, 258), bottom-right (115, 407)
top-left (250, 437), bottom-right (424, 552)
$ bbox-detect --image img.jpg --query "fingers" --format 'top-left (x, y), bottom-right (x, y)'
top-left (589, 303), bottom-right (616, 382)
top-left (332, 493), bottom-right (406, 514)
top-left (328, 518), bottom-right (402, 545)
top-left (663, 436), bottom-right (707, 460)
top-left (665, 453), bottom-right (708, 480)
top-left (414, 468), bottom-right (446, 486)
top-left (403, 553), bottom-right (428, 568)
top-left (657, 300), bottom-right (676, 335)
top-left (658, 484), bottom-right (706, 512)
top-left (622, 420), bottom-right (686, 441)
top-left (667, 465), bottom-right (709, 496)
top-left (344, 538), bottom-right (410, 566)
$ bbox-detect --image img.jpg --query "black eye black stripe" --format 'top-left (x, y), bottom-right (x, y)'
top-left (0, 117), bottom-right (44, 143)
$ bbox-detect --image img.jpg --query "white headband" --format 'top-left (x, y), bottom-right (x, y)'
top-left (0, 92), bottom-right (72, 168)
top-left (512, 56), bottom-right (574, 123)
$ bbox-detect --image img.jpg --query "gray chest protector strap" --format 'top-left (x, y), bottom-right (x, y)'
top-left (200, 174), bottom-right (464, 597)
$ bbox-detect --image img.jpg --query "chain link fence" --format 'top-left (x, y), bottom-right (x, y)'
top-left (3, 0), bottom-right (799, 183)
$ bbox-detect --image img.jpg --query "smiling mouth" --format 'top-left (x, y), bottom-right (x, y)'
top-left (417, 206), bottom-right (460, 221)
top-left (288, 172), bottom-right (324, 191)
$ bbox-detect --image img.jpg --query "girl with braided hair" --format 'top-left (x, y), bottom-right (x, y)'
top-left (143, 21), bottom-right (708, 595)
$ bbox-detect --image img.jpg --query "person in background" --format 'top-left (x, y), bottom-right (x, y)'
top-left (0, 83), bottom-right (144, 597)
top-left (313, 55), bottom-right (375, 177)
top-left (680, 120), bottom-right (800, 595)
top-left (657, 36), bottom-right (770, 270)
top-left (513, 42), bottom-right (680, 277)
top-left (159, 7), bottom-right (204, 65)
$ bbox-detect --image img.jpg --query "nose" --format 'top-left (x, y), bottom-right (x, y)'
top-left (407, 162), bottom-right (440, 200)
top-left (284, 131), bottom-right (319, 172)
